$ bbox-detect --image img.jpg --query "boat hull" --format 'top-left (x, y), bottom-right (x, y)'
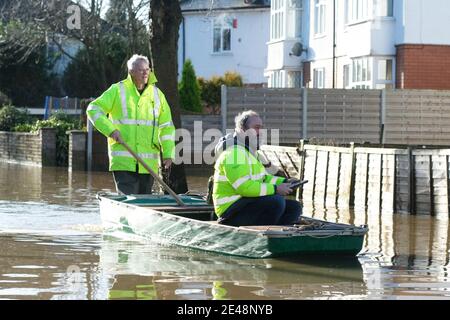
top-left (99, 194), bottom-right (367, 258)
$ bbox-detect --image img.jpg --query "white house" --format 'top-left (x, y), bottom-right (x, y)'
top-left (46, 33), bottom-right (84, 76)
top-left (267, 0), bottom-right (450, 90)
top-left (178, 0), bottom-right (271, 85)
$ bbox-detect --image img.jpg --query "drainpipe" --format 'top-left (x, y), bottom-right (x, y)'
top-left (182, 16), bottom-right (186, 66)
top-left (332, 0), bottom-right (336, 88)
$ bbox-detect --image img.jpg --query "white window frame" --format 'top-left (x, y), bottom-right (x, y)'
top-left (287, 71), bottom-right (302, 88)
top-left (313, 68), bottom-right (325, 88)
top-left (345, 0), bottom-right (369, 25)
top-left (351, 57), bottom-right (372, 89)
top-left (343, 64), bottom-right (350, 89)
top-left (287, 0), bottom-right (303, 39)
top-left (375, 57), bottom-right (395, 89)
top-left (271, 0), bottom-right (286, 41)
top-left (374, 0), bottom-right (393, 17)
top-left (212, 17), bottom-right (232, 54)
top-left (270, 70), bottom-right (285, 88)
top-left (314, 0), bottom-right (326, 36)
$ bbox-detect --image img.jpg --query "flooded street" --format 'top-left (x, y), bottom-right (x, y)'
top-left (0, 162), bottom-right (449, 300)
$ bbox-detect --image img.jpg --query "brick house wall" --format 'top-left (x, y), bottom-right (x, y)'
top-left (396, 44), bottom-right (450, 89)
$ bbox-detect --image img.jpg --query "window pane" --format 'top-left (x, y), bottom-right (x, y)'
top-left (378, 59), bottom-right (392, 80)
top-left (314, 0), bottom-right (319, 34)
top-left (222, 29), bottom-right (231, 51)
top-left (213, 28), bottom-right (221, 52)
top-left (288, 71), bottom-right (302, 88)
top-left (378, 60), bottom-right (386, 80)
top-left (320, 5), bottom-right (325, 33)
top-left (271, 15), bottom-right (274, 39)
top-left (296, 10), bottom-right (302, 37)
top-left (378, 0), bottom-right (393, 17)
top-left (386, 59), bottom-right (392, 80)
top-left (362, 60), bottom-right (366, 81)
top-left (343, 65), bottom-right (350, 87)
top-left (357, 60), bottom-right (361, 82)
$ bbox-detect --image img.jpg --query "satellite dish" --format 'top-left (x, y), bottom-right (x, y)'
top-left (291, 42), bottom-right (307, 56)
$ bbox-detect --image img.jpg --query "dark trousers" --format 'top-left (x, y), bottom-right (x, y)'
top-left (218, 195), bottom-right (302, 226)
top-left (112, 167), bottom-right (154, 195)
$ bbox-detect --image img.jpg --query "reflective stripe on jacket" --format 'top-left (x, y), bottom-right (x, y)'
top-left (86, 74), bottom-right (175, 173)
top-left (212, 145), bottom-right (286, 217)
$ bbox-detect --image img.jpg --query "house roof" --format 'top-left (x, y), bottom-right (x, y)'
top-left (180, 0), bottom-right (270, 12)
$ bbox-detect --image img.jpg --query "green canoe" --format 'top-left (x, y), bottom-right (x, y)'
top-left (98, 193), bottom-right (368, 259)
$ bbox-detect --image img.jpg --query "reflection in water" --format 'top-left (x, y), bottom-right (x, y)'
top-left (307, 205), bottom-right (450, 299)
top-left (99, 239), bottom-right (365, 300)
top-left (1, 162), bottom-right (450, 299)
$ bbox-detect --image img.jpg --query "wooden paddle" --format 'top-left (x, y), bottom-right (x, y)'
top-left (119, 140), bottom-right (185, 206)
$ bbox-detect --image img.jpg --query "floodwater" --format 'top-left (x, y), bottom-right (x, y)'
top-left (0, 162), bottom-right (449, 300)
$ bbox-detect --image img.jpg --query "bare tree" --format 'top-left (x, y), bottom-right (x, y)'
top-left (150, 0), bottom-right (188, 194)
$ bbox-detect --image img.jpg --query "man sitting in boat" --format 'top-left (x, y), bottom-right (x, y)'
top-left (212, 110), bottom-right (302, 226)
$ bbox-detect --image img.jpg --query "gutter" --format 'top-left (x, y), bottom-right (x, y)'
top-left (332, 0), bottom-right (336, 88)
top-left (181, 6), bottom-right (270, 13)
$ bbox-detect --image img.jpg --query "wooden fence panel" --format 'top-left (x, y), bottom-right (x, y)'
top-left (385, 90), bottom-right (450, 145)
top-left (325, 151), bottom-right (340, 207)
top-left (259, 143), bottom-right (450, 217)
top-left (381, 154), bottom-right (396, 214)
top-left (307, 89), bottom-right (381, 144)
top-left (354, 153), bottom-right (369, 210)
top-left (338, 152), bottom-right (353, 207)
top-left (314, 150), bottom-right (329, 207)
top-left (227, 88), bottom-right (302, 145)
top-left (225, 87), bottom-right (450, 147)
top-left (302, 149), bottom-right (317, 204)
top-left (367, 153), bottom-right (383, 213)
top-left (414, 154), bottom-right (432, 214)
top-left (395, 154), bottom-right (410, 213)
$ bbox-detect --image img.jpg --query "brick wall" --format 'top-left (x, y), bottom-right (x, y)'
top-left (91, 130), bottom-right (109, 171)
top-left (0, 128), bottom-right (56, 166)
top-left (68, 130), bottom-right (86, 171)
top-left (396, 44), bottom-right (450, 89)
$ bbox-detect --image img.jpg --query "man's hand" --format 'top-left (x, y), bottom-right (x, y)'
top-left (276, 183), bottom-right (293, 196)
top-left (163, 158), bottom-right (173, 170)
top-left (110, 130), bottom-right (124, 144)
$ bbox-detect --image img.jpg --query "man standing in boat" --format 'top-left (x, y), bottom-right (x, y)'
top-left (86, 54), bottom-right (175, 195)
top-left (212, 110), bottom-right (302, 226)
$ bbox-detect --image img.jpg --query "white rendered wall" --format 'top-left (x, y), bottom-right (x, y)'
top-left (178, 9), bottom-right (270, 84)
top-left (396, 0), bottom-right (450, 45)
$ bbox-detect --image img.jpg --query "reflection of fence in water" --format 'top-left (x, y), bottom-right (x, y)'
top-left (305, 204), bottom-right (450, 271)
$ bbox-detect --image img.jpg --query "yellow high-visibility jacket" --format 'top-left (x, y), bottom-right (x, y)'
top-left (86, 74), bottom-right (175, 173)
top-left (213, 145), bottom-right (286, 216)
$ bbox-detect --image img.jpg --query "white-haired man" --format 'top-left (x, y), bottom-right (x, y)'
top-left (212, 110), bottom-right (302, 226)
top-left (86, 54), bottom-right (175, 194)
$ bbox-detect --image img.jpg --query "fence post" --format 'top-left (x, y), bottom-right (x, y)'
top-left (302, 87), bottom-right (308, 139)
top-left (221, 85), bottom-right (227, 135)
top-left (407, 147), bottom-right (415, 215)
top-left (349, 142), bottom-right (356, 207)
top-left (380, 89), bottom-right (386, 144)
top-left (296, 139), bottom-right (306, 201)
